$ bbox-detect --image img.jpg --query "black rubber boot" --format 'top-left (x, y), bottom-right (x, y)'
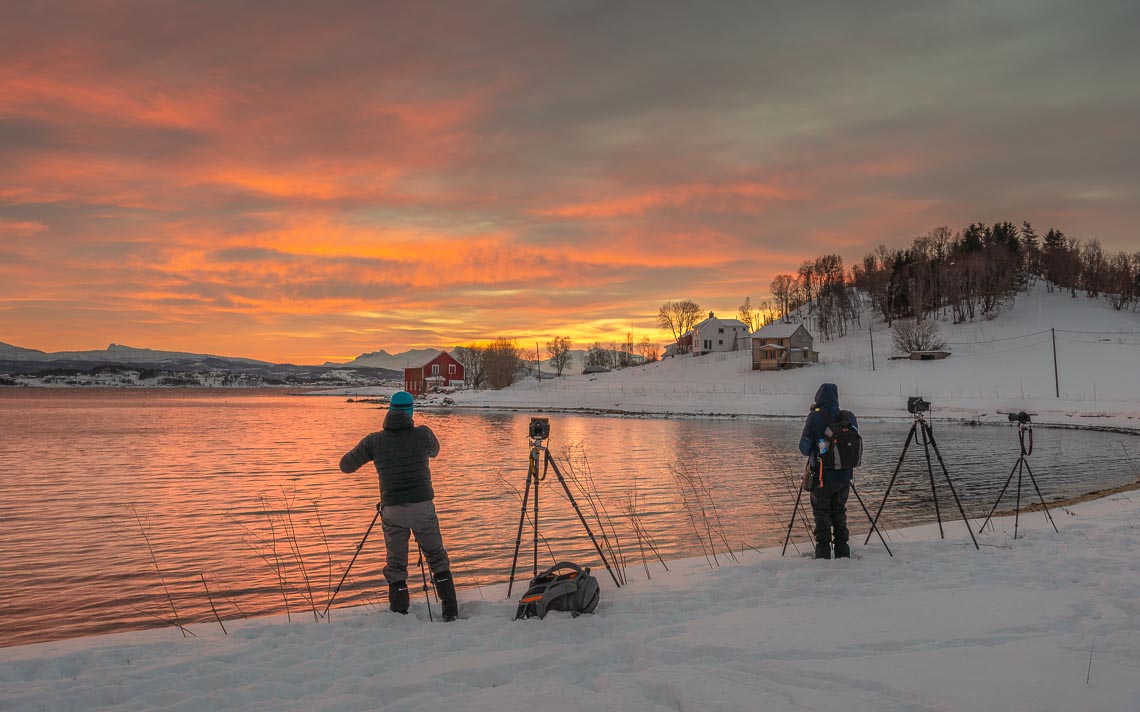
top-left (433, 570), bottom-right (459, 622)
top-left (833, 524), bottom-right (851, 559)
top-left (813, 525), bottom-right (832, 560)
top-left (388, 580), bottom-right (409, 614)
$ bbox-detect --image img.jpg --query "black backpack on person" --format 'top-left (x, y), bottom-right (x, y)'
top-left (513, 561), bottom-right (600, 620)
top-left (820, 409), bottom-right (863, 470)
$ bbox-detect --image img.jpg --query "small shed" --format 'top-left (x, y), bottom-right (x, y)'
top-left (751, 322), bottom-right (817, 371)
top-left (404, 351), bottom-right (465, 394)
top-left (909, 350), bottom-right (951, 361)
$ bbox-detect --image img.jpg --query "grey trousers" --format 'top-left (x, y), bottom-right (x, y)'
top-left (380, 500), bottom-right (451, 583)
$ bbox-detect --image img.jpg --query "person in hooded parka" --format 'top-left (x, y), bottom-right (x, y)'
top-left (799, 383), bottom-right (858, 559)
top-left (340, 390), bottom-right (459, 621)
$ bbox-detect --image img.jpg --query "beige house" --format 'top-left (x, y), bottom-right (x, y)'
top-left (751, 322), bottom-right (818, 371)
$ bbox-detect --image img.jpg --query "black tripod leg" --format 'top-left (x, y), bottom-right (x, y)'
top-left (850, 482), bottom-right (892, 557)
top-left (506, 463), bottom-right (535, 598)
top-left (1014, 458), bottom-right (1023, 539)
top-left (545, 452), bottom-right (622, 587)
top-left (1023, 460), bottom-right (1059, 533)
top-left (781, 485), bottom-right (805, 556)
top-left (919, 425), bottom-right (945, 538)
top-left (865, 422), bottom-right (916, 545)
top-left (924, 423), bottom-right (980, 550)
top-left (534, 452), bottom-right (542, 578)
top-left (323, 506), bottom-right (381, 617)
top-left (979, 458), bottom-right (1020, 533)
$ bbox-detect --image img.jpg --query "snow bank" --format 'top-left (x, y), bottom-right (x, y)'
top-left (3, 491), bottom-right (1139, 711)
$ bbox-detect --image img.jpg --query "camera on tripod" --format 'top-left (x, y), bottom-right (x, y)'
top-left (528, 417), bottom-right (550, 440)
top-left (1007, 411), bottom-right (1033, 425)
top-left (907, 396), bottom-right (931, 414)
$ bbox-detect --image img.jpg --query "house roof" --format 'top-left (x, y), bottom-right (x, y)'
top-left (690, 315), bottom-right (749, 334)
top-left (757, 343), bottom-right (786, 350)
top-left (409, 351), bottom-right (451, 369)
top-left (752, 322), bottom-right (807, 338)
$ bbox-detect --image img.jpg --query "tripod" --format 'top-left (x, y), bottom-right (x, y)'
top-left (865, 411), bottom-right (980, 550)
top-left (978, 419), bottom-right (1058, 539)
top-left (782, 459), bottom-right (893, 557)
top-left (507, 434), bottom-right (621, 597)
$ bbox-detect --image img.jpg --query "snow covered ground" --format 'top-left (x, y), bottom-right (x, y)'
top-left (3, 490), bottom-right (1139, 711)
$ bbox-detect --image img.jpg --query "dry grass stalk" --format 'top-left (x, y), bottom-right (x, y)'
top-left (126, 504), bottom-right (189, 637)
top-left (669, 461), bottom-right (738, 567)
top-left (557, 444), bottom-right (627, 585)
top-left (200, 574), bottom-right (228, 634)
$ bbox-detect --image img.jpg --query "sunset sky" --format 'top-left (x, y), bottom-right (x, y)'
top-left (2, 1), bottom-right (1137, 364)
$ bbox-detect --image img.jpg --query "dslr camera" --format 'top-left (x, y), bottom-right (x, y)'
top-left (907, 396), bottom-right (931, 414)
top-left (528, 417), bottom-right (550, 440)
top-left (1007, 411), bottom-right (1032, 425)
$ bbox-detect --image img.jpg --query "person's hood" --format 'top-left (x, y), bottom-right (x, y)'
top-left (814, 383), bottom-right (840, 414)
top-left (383, 408), bottom-right (415, 431)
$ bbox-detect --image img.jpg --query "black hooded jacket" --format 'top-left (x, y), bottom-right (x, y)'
top-left (799, 383), bottom-right (857, 484)
top-left (340, 409), bottom-right (439, 506)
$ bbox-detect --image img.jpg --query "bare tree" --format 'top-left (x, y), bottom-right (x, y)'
top-left (637, 335), bottom-right (659, 362)
top-left (769, 274), bottom-right (797, 320)
top-left (546, 336), bottom-right (572, 376)
top-left (657, 299), bottom-right (702, 353)
top-left (452, 344), bottom-right (486, 389)
top-left (584, 342), bottom-right (611, 369)
top-left (892, 319), bottom-right (947, 353)
top-left (737, 297), bottom-right (757, 333)
top-left (484, 338), bottom-right (523, 389)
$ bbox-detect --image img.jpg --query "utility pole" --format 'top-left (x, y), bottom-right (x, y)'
top-left (869, 326), bottom-right (876, 372)
top-left (1052, 328), bottom-right (1059, 398)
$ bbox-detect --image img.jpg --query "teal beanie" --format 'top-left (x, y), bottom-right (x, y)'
top-left (390, 390), bottom-right (414, 413)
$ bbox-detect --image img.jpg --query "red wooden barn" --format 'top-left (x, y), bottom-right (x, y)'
top-left (404, 351), bottom-right (465, 395)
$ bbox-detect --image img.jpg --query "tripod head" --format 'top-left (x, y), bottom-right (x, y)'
top-left (907, 396), bottom-right (931, 422)
top-left (999, 411), bottom-right (1035, 455)
top-left (528, 417), bottom-right (550, 454)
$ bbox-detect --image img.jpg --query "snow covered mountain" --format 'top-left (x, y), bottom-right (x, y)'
top-left (0, 342), bottom-right (271, 366)
top-left (326, 348), bottom-right (442, 369)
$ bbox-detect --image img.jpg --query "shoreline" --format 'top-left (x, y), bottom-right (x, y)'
top-left (336, 395), bottom-right (1140, 436)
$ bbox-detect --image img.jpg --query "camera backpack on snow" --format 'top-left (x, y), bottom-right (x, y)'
top-left (821, 409), bottom-right (863, 470)
top-left (514, 561), bottom-right (600, 620)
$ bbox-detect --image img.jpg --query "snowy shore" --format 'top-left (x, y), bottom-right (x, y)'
top-left (4, 490), bottom-right (1140, 711)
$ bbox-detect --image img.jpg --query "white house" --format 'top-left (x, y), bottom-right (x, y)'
top-left (689, 312), bottom-right (751, 356)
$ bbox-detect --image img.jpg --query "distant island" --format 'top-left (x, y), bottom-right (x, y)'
top-left (0, 342), bottom-right (405, 388)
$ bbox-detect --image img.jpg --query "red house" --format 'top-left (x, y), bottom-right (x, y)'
top-left (404, 351), bottom-right (465, 395)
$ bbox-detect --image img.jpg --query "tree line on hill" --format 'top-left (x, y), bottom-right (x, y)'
top-left (764, 221), bottom-right (1140, 343)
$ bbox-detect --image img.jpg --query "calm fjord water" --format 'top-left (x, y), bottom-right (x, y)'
top-left (1, 389), bottom-right (1136, 647)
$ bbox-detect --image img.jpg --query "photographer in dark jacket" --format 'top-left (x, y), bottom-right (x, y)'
top-left (340, 390), bottom-right (458, 621)
top-left (799, 383), bottom-right (857, 560)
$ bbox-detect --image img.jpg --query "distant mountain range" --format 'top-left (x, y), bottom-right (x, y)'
top-left (0, 341), bottom-right (404, 387)
top-left (0, 342), bottom-right (271, 365)
top-left (325, 348), bottom-right (442, 370)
